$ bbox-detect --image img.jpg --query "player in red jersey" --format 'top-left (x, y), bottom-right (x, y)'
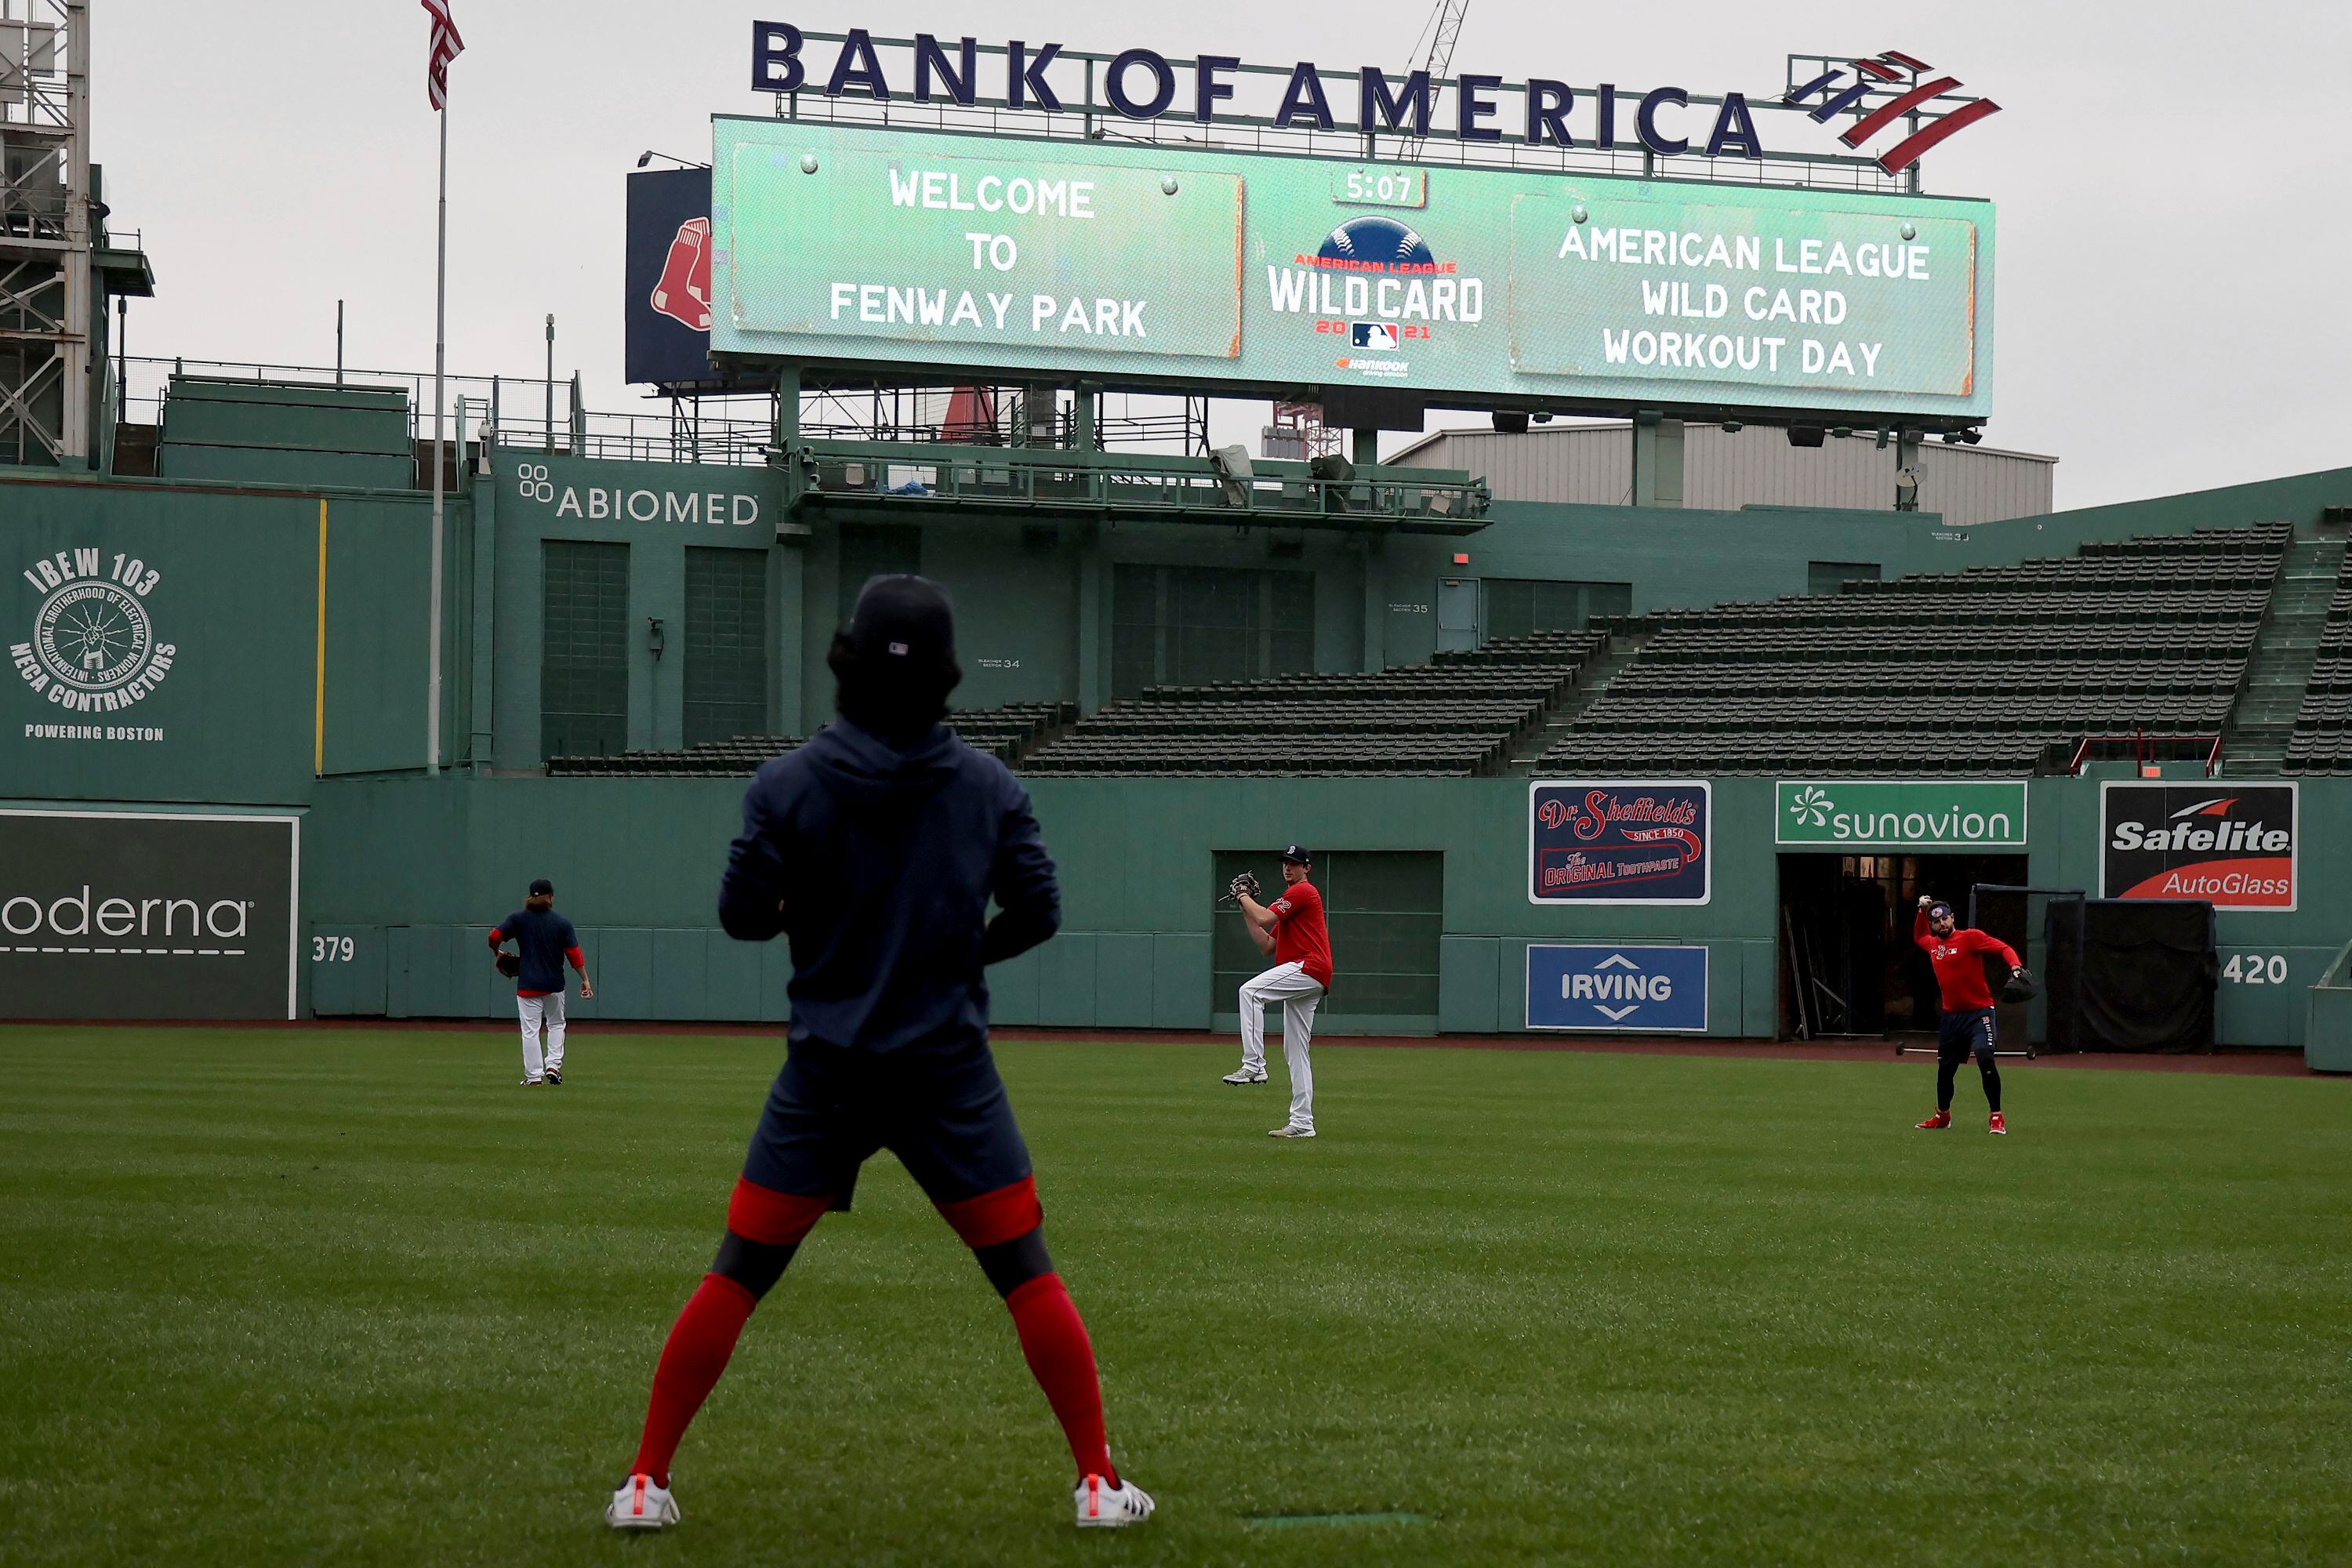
top-left (1912, 896), bottom-right (2027, 1134)
top-left (1222, 846), bottom-right (1335, 1138)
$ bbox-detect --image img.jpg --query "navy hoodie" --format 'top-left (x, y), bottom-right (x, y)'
top-left (718, 717), bottom-right (1060, 1051)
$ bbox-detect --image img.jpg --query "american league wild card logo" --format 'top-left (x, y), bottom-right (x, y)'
top-left (12, 546), bottom-right (178, 716)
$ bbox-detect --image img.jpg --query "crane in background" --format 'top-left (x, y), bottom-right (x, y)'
top-left (1399, 0), bottom-right (1471, 161)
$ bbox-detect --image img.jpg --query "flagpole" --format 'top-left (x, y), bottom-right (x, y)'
top-left (427, 93), bottom-right (447, 776)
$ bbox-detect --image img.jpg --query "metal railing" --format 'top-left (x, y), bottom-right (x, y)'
top-left (2062, 733), bottom-right (2223, 778)
top-left (121, 356), bottom-right (1214, 470)
top-left (792, 438), bottom-right (1486, 528)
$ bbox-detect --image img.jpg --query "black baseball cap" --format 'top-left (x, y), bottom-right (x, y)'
top-left (1927, 901), bottom-right (1953, 919)
top-left (1280, 845), bottom-right (1312, 864)
top-left (529, 877), bottom-right (554, 896)
top-left (842, 575), bottom-right (958, 678)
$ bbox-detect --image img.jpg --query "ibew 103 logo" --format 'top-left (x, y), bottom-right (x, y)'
top-left (12, 547), bottom-right (177, 722)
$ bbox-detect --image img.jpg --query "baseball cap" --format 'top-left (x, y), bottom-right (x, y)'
top-left (529, 877), bottom-right (554, 896)
top-left (842, 574), bottom-right (958, 677)
top-left (1280, 844), bottom-right (1312, 864)
top-left (1927, 902), bottom-right (1953, 919)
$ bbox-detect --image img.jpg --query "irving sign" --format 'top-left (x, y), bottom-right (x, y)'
top-left (2100, 782), bottom-right (2297, 911)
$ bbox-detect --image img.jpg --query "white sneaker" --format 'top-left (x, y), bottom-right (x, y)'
top-left (1268, 1124), bottom-right (1316, 1138)
top-left (606, 1473), bottom-right (680, 1530)
top-left (1222, 1067), bottom-right (1268, 1085)
top-left (1075, 1473), bottom-right (1154, 1528)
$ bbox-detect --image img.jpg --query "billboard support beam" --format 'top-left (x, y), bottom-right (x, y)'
top-left (1632, 412), bottom-right (1684, 509)
top-left (1352, 427), bottom-right (1378, 469)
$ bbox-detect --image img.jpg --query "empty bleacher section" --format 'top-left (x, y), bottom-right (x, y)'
top-left (1538, 524), bottom-right (2290, 776)
top-left (1019, 630), bottom-right (1609, 777)
top-left (2286, 554), bottom-right (2352, 774)
top-left (545, 702), bottom-right (1075, 777)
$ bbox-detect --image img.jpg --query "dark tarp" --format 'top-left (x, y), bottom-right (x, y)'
top-left (2078, 898), bottom-right (2218, 1054)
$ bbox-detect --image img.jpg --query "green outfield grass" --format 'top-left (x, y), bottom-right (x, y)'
top-left (1, 1026), bottom-right (2347, 1567)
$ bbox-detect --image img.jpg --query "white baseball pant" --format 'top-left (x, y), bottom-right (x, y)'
top-left (518, 992), bottom-right (568, 1080)
top-left (1238, 960), bottom-right (1324, 1131)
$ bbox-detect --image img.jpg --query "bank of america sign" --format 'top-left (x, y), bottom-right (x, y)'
top-left (1776, 780), bottom-right (2028, 848)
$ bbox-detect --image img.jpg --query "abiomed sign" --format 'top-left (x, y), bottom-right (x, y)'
top-left (1777, 779), bottom-right (2027, 848)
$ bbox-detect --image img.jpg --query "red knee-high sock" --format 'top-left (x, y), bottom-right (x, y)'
top-left (631, 1273), bottom-right (757, 1486)
top-left (1005, 1272), bottom-right (1116, 1484)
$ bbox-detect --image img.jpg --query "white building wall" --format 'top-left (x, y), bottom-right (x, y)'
top-left (1394, 422), bottom-right (2056, 527)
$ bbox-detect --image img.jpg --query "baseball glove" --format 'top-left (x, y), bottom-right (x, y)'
top-left (2002, 967), bottom-right (2039, 1004)
top-left (495, 951), bottom-right (521, 978)
top-left (1221, 870), bottom-right (1261, 906)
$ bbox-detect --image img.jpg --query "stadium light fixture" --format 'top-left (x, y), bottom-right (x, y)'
top-left (635, 151), bottom-right (710, 170)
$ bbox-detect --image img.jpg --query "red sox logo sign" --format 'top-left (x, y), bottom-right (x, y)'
top-left (651, 216), bottom-right (713, 332)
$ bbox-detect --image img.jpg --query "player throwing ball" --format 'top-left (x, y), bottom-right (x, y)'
top-left (1222, 846), bottom-right (1334, 1138)
top-left (1912, 895), bottom-right (2026, 1135)
top-left (606, 575), bottom-right (1152, 1534)
top-left (487, 877), bottom-right (592, 1086)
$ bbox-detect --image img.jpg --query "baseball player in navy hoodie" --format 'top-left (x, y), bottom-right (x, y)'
top-left (606, 575), bottom-right (1152, 1534)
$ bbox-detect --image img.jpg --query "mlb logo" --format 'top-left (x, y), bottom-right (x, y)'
top-left (1351, 322), bottom-right (1399, 350)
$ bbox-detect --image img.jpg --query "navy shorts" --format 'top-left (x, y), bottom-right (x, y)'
top-left (740, 1033), bottom-right (1033, 1218)
top-left (1938, 1007), bottom-right (1998, 1065)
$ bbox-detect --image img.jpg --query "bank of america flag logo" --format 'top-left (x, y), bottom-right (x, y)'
top-left (1784, 50), bottom-right (2000, 174)
top-left (1352, 323), bottom-right (1399, 350)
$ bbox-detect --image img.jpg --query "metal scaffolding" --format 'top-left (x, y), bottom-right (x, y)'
top-left (0, 0), bottom-right (86, 466)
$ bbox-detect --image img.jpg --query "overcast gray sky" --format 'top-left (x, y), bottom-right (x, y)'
top-left (101, 1), bottom-right (2350, 510)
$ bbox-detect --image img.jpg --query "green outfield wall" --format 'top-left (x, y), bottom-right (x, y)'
top-left (6, 445), bottom-right (2350, 1047)
top-left (287, 768), bottom-right (2351, 1048)
top-left (3, 470), bottom-right (467, 803)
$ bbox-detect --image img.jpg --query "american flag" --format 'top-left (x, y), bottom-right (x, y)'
top-left (422, 0), bottom-right (463, 110)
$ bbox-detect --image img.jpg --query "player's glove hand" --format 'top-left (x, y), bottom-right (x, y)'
top-left (495, 951), bottom-right (521, 978)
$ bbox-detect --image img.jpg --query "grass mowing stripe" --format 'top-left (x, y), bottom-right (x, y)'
top-left (0, 1025), bottom-right (2347, 1566)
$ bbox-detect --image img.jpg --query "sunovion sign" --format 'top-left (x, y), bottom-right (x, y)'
top-left (1526, 944), bottom-right (1708, 1032)
top-left (1777, 779), bottom-right (2027, 848)
top-left (708, 115), bottom-right (1993, 423)
top-left (2100, 782), bottom-right (2297, 911)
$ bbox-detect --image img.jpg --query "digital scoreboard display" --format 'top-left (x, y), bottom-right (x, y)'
top-left (711, 116), bottom-right (1994, 423)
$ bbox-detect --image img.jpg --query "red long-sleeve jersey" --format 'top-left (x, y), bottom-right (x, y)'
top-left (1914, 907), bottom-right (2020, 1012)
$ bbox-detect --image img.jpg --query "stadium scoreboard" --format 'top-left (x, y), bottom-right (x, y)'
top-left (710, 116), bottom-right (1994, 424)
